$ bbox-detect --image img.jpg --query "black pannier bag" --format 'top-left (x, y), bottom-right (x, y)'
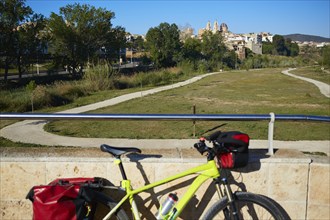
top-left (214, 131), bottom-right (250, 169)
top-left (26, 177), bottom-right (103, 220)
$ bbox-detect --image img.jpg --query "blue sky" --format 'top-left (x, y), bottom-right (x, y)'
top-left (26, 0), bottom-right (330, 38)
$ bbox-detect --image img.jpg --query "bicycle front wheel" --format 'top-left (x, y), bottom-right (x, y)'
top-left (202, 192), bottom-right (290, 220)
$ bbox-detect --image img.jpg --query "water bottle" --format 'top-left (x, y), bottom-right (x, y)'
top-left (155, 193), bottom-right (178, 219)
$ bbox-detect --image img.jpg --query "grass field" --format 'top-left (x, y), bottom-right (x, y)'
top-left (291, 66), bottom-right (330, 84)
top-left (44, 68), bottom-right (330, 140)
top-left (0, 63), bottom-right (55, 76)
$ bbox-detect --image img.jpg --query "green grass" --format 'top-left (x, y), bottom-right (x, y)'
top-left (291, 66), bottom-right (330, 84)
top-left (0, 87), bottom-right (145, 130)
top-left (0, 65), bottom-right (196, 113)
top-left (0, 137), bottom-right (47, 148)
top-left (0, 68), bottom-right (18, 75)
top-left (40, 86), bottom-right (149, 113)
top-left (44, 68), bottom-right (330, 140)
top-left (0, 63), bottom-right (56, 76)
top-left (291, 66), bottom-right (330, 85)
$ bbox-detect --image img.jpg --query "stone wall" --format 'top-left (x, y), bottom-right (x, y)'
top-left (0, 147), bottom-right (329, 219)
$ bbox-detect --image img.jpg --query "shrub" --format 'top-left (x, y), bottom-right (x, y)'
top-left (148, 71), bottom-right (163, 86)
top-left (113, 75), bottom-right (137, 89)
top-left (53, 81), bottom-right (86, 99)
top-left (197, 60), bottom-right (210, 73)
top-left (26, 80), bottom-right (37, 112)
top-left (0, 65), bottom-right (200, 112)
top-left (0, 90), bottom-right (30, 112)
top-left (33, 85), bottom-right (53, 108)
top-left (29, 83), bottom-right (74, 109)
top-left (178, 60), bottom-right (195, 75)
top-left (83, 64), bottom-right (115, 91)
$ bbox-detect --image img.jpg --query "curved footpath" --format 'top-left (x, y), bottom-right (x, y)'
top-left (0, 69), bottom-right (329, 155)
top-left (282, 68), bottom-right (330, 98)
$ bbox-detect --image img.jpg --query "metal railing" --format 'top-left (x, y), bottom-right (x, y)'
top-left (1, 112), bottom-right (329, 155)
top-left (1, 112), bottom-right (329, 121)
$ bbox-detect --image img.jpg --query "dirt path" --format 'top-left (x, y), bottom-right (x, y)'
top-left (0, 71), bottom-right (220, 147)
top-left (1, 69), bottom-right (329, 155)
top-left (282, 68), bottom-right (330, 98)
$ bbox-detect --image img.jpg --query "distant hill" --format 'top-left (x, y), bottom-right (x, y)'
top-left (283, 34), bottom-right (330, 43)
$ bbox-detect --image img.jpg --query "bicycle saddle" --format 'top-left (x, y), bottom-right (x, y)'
top-left (100, 144), bottom-right (142, 157)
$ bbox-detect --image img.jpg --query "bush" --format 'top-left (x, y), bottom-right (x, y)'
top-left (0, 89), bottom-right (30, 112)
top-left (178, 60), bottom-right (195, 75)
top-left (0, 65), bottom-right (200, 112)
top-left (197, 60), bottom-right (210, 73)
top-left (53, 81), bottom-right (86, 99)
top-left (33, 85), bottom-right (52, 108)
top-left (148, 71), bottom-right (164, 86)
top-left (83, 64), bottom-right (115, 91)
top-left (241, 54), bottom-right (304, 70)
top-left (113, 75), bottom-right (138, 89)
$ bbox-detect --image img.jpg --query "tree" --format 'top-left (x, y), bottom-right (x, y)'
top-left (26, 80), bottom-right (36, 112)
top-left (146, 22), bottom-right (182, 68)
top-left (322, 46), bottom-right (330, 67)
top-left (46, 3), bottom-right (125, 75)
top-left (179, 24), bottom-right (194, 42)
top-left (182, 37), bottom-right (202, 62)
top-left (0, 0), bottom-right (32, 80)
top-left (104, 26), bottom-right (126, 62)
top-left (272, 35), bottom-right (287, 55)
top-left (262, 42), bottom-right (274, 55)
top-left (263, 35), bottom-right (299, 57)
top-left (200, 31), bottom-right (227, 69)
top-left (133, 35), bottom-right (145, 51)
top-left (16, 13), bottom-right (46, 78)
top-left (222, 51), bottom-right (238, 69)
top-left (288, 41), bottom-right (299, 57)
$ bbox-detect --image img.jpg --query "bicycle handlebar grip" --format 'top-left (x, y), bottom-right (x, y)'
top-left (194, 142), bottom-right (208, 155)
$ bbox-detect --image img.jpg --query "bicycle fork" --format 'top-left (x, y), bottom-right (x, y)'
top-left (215, 177), bottom-right (240, 220)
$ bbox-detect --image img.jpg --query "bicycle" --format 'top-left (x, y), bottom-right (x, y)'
top-left (92, 129), bottom-right (291, 220)
top-left (27, 129), bottom-right (291, 220)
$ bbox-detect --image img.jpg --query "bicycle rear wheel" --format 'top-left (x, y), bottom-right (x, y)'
top-left (92, 191), bottom-right (129, 220)
top-left (202, 192), bottom-right (290, 220)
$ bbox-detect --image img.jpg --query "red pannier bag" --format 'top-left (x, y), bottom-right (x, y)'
top-left (215, 131), bottom-right (250, 169)
top-left (26, 177), bottom-right (101, 220)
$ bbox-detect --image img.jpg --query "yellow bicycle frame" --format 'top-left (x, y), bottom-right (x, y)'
top-left (103, 159), bottom-right (220, 220)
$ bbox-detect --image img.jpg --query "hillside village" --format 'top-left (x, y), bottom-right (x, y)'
top-left (127, 20), bottom-right (330, 61)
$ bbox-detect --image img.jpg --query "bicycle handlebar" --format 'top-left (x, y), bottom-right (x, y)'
top-left (193, 139), bottom-right (209, 155)
top-left (193, 130), bottom-right (230, 161)
top-left (194, 137), bottom-right (216, 161)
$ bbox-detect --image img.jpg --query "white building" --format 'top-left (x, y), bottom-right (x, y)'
top-left (260, 32), bottom-right (274, 42)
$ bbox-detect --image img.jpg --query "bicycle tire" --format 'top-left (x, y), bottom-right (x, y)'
top-left (202, 192), bottom-right (291, 220)
top-left (259, 194), bottom-right (291, 220)
top-left (92, 192), bottom-right (130, 220)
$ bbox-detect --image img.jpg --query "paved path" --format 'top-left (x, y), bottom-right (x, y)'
top-left (282, 68), bottom-right (330, 98)
top-left (0, 71), bottom-right (219, 146)
top-left (1, 69), bottom-right (329, 155)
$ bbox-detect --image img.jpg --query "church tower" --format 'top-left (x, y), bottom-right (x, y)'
top-left (220, 23), bottom-right (229, 33)
top-left (213, 20), bottom-right (219, 33)
top-left (206, 21), bottom-right (211, 31)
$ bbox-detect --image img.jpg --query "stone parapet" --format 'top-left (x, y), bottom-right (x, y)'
top-left (1, 147), bottom-right (329, 219)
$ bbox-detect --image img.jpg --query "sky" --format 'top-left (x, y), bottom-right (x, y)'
top-left (26, 0), bottom-right (330, 38)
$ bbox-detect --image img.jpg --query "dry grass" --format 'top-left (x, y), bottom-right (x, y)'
top-left (45, 68), bottom-right (330, 140)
